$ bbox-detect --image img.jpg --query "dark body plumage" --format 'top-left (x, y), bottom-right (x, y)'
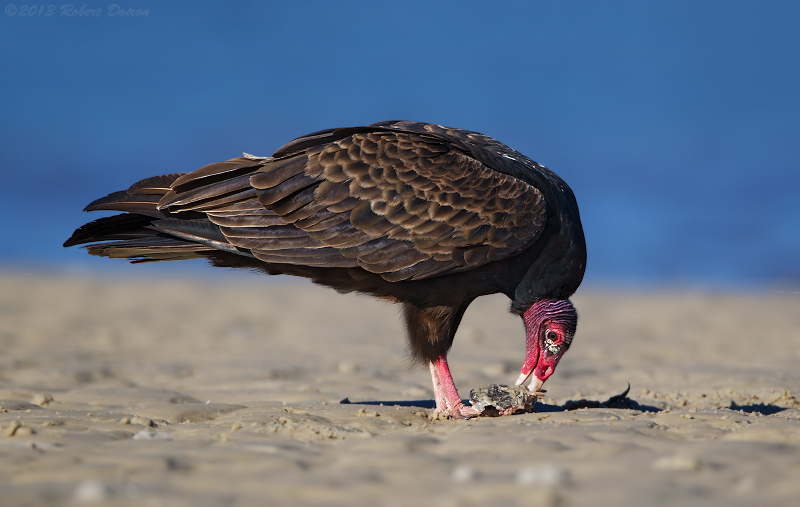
top-left (65, 121), bottom-right (586, 370)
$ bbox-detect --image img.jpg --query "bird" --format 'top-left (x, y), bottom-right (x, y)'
top-left (64, 120), bottom-right (586, 418)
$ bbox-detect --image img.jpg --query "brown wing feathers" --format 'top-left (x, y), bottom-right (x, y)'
top-left (277, 131), bottom-right (544, 280)
top-left (149, 155), bottom-right (357, 268)
top-left (68, 125), bottom-right (547, 280)
top-left (200, 130), bottom-right (545, 281)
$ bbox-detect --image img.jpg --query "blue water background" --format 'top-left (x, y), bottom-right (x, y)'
top-left (1, 1), bottom-right (798, 288)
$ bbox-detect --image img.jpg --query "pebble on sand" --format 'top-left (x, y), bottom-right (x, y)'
top-left (516, 464), bottom-right (570, 487)
top-left (451, 464), bottom-right (480, 483)
top-left (4, 419), bottom-right (22, 437)
top-left (651, 455), bottom-right (700, 471)
top-left (31, 393), bottom-right (54, 406)
top-left (73, 480), bottom-right (111, 503)
top-left (338, 360), bottom-right (359, 374)
top-left (130, 416), bottom-right (156, 427)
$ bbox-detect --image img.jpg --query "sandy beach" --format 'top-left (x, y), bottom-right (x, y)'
top-left (1, 271), bottom-right (799, 506)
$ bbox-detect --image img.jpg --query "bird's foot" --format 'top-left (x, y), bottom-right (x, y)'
top-left (428, 357), bottom-right (480, 420)
top-left (452, 403), bottom-right (480, 419)
top-left (430, 401), bottom-right (480, 420)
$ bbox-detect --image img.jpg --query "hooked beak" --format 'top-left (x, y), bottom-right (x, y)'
top-left (515, 370), bottom-right (544, 393)
top-left (515, 340), bottom-right (557, 394)
top-left (516, 327), bottom-right (543, 393)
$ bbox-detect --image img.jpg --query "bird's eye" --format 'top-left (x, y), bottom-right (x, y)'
top-left (547, 331), bottom-right (558, 342)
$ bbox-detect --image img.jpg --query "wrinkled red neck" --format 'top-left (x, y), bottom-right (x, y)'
top-left (523, 299), bottom-right (576, 335)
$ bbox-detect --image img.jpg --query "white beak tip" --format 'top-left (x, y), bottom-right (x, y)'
top-left (527, 377), bottom-right (545, 394)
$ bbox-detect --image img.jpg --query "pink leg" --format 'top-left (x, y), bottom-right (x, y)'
top-left (429, 356), bottom-right (479, 419)
top-left (429, 362), bottom-right (448, 413)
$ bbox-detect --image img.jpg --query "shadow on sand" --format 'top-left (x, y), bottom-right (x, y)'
top-left (343, 384), bottom-right (662, 414)
top-left (729, 401), bottom-right (788, 415)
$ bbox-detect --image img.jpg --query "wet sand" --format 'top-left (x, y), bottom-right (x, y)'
top-left (1, 271), bottom-right (799, 506)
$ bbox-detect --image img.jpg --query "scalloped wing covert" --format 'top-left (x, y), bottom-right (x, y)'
top-left (157, 131), bottom-right (547, 282)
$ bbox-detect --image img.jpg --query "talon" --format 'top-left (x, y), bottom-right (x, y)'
top-left (459, 406), bottom-right (480, 419)
top-left (430, 403), bottom-right (479, 420)
top-left (454, 402), bottom-right (479, 419)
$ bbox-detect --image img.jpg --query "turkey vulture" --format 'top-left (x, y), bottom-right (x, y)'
top-left (64, 121), bottom-right (586, 418)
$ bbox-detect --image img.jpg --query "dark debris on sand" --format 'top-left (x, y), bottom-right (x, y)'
top-left (560, 384), bottom-right (659, 412)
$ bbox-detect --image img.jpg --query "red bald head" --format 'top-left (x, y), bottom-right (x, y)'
top-left (516, 299), bottom-right (577, 391)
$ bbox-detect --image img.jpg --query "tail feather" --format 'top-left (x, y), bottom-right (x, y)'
top-left (84, 172), bottom-right (189, 217)
top-left (67, 172), bottom-right (241, 263)
top-left (84, 237), bottom-right (215, 262)
top-left (149, 218), bottom-right (252, 257)
top-left (170, 158), bottom-right (263, 193)
top-left (64, 213), bottom-right (158, 247)
top-left (127, 173), bottom-right (185, 194)
top-left (84, 191), bottom-right (164, 217)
